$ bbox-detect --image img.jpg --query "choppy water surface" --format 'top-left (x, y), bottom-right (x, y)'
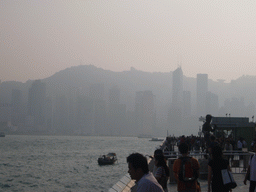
top-left (0, 135), bottom-right (161, 192)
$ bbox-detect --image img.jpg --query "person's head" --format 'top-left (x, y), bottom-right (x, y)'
top-left (212, 145), bottom-right (223, 159)
top-left (154, 154), bottom-right (166, 167)
top-left (127, 153), bottom-right (149, 181)
top-left (154, 149), bottom-right (163, 157)
top-left (206, 114), bottom-right (212, 122)
top-left (178, 143), bottom-right (189, 155)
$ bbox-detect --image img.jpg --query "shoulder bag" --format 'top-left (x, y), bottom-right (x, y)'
top-left (221, 169), bottom-right (237, 190)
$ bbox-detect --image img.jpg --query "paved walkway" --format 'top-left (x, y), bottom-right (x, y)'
top-left (167, 173), bottom-right (250, 192)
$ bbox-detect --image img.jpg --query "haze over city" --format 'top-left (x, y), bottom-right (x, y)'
top-left (1, 1), bottom-right (255, 83)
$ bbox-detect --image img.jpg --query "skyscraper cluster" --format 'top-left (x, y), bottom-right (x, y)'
top-left (0, 67), bottom-right (255, 136)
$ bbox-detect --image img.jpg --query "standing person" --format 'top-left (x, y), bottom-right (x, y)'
top-left (237, 137), bottom-right (243, 151)
top-left (152, 149), bottom-right (166, 175)
top-left (208, 145), bottom-right (232, 192)
top-left (202, 114), bottom-right (216, 151)
top-left (127, 153), bottom-right (164, 192)
top-left (173, 143), bottom-right (200, 192)
top-left (244, 142), bottom-right (256, 192)
top-left (208, 135), bottom-right (219, 159)
top-left (154, 155), bottom-right (170, 192)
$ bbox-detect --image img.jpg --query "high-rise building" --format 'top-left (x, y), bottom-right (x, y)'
top-left (172, 67), bottom-right (183, 107)
top-left (196, 74), bottom-right (208, 117)
top-left (27, 80), bottom-right (46, 127)
top-left (169, 67), bottom-right (183, 133)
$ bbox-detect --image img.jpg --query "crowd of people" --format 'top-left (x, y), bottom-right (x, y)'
top-left (125, 115), bottom-right (256, 191)
top-left (164, 134), bottom-right (254, 154)
top-left (126, 139), bottom-right (256, 190)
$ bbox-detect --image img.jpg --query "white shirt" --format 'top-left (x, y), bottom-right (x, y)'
top-left (136, 172), bottom-right (164, 192)
top-left (249, 154), bottom-right (256, 181)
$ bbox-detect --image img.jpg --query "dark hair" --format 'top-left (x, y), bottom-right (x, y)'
top-left (154, 149), bottom-right (164, 157)
top-left (206, 114), bottom-right (212, 122)
top-left (155, 155), bottom-right (169, 177)
top-left (127, 153), bottom-right (149, 174)
top-left (212, 145), bottom-right (222, 159)
top-left (178, 143), bottom-right (189, 154)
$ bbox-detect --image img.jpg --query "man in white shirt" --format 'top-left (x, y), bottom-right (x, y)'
top-left (127, 153), bottom-right (164, 192)
top-left (244, 142), bottom-right (256, 192)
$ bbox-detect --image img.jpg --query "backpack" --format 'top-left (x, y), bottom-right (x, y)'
top-left (178, 157), bottom-right (198, 183)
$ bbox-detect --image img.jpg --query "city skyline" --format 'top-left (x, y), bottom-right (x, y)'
top-left (1, 65), bottom-right (256, 136)
top-left (1, 1), bottom-right (255, 83)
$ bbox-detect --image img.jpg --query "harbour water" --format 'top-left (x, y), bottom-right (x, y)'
top-left (0, 135), bottom-right (161, 192)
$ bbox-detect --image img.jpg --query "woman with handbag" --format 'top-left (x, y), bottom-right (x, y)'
top-left (208, 145), bottom-right (232, 192)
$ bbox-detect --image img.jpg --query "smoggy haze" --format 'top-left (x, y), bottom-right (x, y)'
top-left (1, 1), bottom-right (255, 82)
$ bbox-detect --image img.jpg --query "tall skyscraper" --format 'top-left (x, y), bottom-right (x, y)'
top-left (196, 74), bottom-right (208, 117)
top-left (27, 80), bottom-right (46, 127)
top-left (169, 67), bottom-right (183, 132)
top-left (172, 67), bottom-right (183, 107)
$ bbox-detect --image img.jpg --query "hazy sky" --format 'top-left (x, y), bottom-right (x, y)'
top-left (1, 1), bottom-right (255, 83)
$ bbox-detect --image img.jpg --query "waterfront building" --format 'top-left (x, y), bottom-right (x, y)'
top-left (196, 74), bottom-right (208, 117)
top-left (27, 80), bottom-right (46, 128)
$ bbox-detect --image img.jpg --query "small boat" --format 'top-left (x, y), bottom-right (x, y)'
top-left (0, 132), bottom-right (5, 137)
top-left (98, 153), bottom-right (117, 165)
top-left (149, 138), bottom-right (164, 141)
